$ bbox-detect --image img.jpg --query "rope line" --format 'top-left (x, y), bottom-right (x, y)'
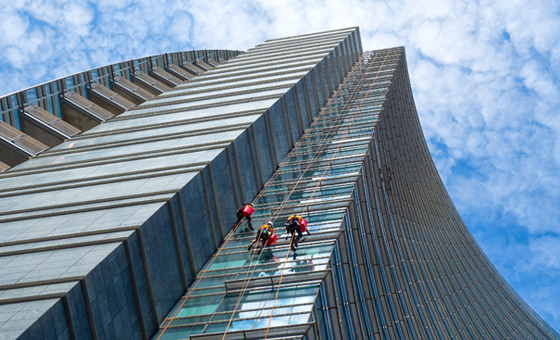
top-left (262, 234), bottom-right (297, 339)
top-left (221, 237), bottom-right (263, 340)
top-left (157, 51), bottom-right (378, 339)
top-left (217, 51), bottom-right (384, 339)
top-left (299, 49), bottom-right (392, 216)
top-left (220, 236), bottom-right (291, 340)
top-left (155, 220), bottom-right (242, 339)
top-left (252, 53), bottom-right (368, 203)
top-left (263, 49), bottom-right (393, 339)
top-left (213, 56), bottom-right (378, 339)
top-left (267, 51), bottom-right (382, 223)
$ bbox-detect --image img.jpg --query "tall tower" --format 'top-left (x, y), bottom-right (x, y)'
top-left (0, 28), bottom-right (557, 340)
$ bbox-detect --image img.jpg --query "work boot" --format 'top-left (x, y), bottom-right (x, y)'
top-left (247, 244), bottom-right (252, 251)
top-left (247, 222), bottom-right (254, 231)
top-left (286, 232), bottom-right (292, 241)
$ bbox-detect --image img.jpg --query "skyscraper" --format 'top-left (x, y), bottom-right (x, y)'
top-left (0, 27), bottom-right (557, 340)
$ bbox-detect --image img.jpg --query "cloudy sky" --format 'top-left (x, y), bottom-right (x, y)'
top-left (1, 0), bottom-right (560, 332)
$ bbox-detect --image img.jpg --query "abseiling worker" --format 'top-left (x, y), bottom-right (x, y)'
top-left (247, 221), bottom-right (276, 254)
top-left (284, 214), bottom-right (311, 252)
top-left (234, 203), bottom-right (254, 231)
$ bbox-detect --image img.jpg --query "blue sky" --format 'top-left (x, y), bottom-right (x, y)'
top-left (1, 0), bottom-right (560, 331)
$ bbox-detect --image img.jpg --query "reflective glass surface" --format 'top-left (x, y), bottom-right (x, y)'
top-left (155, 38), bottom-right (381, 339)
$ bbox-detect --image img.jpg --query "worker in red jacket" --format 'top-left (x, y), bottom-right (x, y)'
top-left (247, 222), bottom-right (276, 254)
top-left (234, 203), bottom-right (254, 231)
top-left (284, 214), bottom-right (311, 252)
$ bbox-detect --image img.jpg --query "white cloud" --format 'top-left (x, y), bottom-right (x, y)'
top-left (62, 3), bottom-right (94, 36)
top-left (168, 11), bottom-right (192, 44)
top-left (0, 13), bottom-right (28, 45)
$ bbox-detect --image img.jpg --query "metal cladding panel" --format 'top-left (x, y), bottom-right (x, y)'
top-left (133, 70), bottom-right (171, 94)
top-left (22, 105), bottom-right (81, 139)
top-left (0, 161), bottom-right (9, 172)
top-left (89, 82), bottom-right (136, 111)
top-left (0, 121), bottom-right (49, 165)
top-left (62, 90), bottom-right (115, 121)
top-left (113, 75), bottom-right (155, 102)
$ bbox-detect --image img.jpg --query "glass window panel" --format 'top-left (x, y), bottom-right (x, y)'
top-left (158, 325), bottom-right (205, 340)
top-left (175, 295), bottom-right (223, 317)
top-left (320, 60), bottom-right (331, 97)
top-left (285, 89), bottom-right (300, 142)
top-left (313, 68), bottom-right (324, 106)
top-left (296, 80), bottom-right (309, 128)
top-left (208, 252), bottom-right (249, 270)
top-left (195, 275), bottom-right (238, 288)
top-left (305, 74), bottom-right (317, 117)
top-left (168, 315), bottom-right (211, 327)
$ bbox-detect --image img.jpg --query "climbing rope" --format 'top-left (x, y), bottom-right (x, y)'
top-left (262, 234), bottom-right (299, 339)
top-left (263, 49), bottom-right (393, 339)
top-left (220, 234), bottom-right (286, 340)
top-left (157, 52), bottom-right (377, 339)
top-left (299, 49), bottom-right (392, 217)
top-left (267, 51), bottom-right (383, 223)
top-left (220, 238), bottom-right (263, 340)
top-left (215, 52), bottom-right (385, 339)
top-left (216, 56), bottom-right (381, 339)
top-left (155, 219), bottom-right (244, 339)
top-left (251, 52), bottom-right (368, 203)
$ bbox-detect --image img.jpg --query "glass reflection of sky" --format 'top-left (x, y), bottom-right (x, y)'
top-left (157, 46), bottom-right (383, 338)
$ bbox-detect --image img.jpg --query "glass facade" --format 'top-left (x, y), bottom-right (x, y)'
top-left (0, 28), bottom-right (362, 340)
top-left (0, 27), bottom-right (558, 340)
top-left (154, 45), bottom-right (560, 339)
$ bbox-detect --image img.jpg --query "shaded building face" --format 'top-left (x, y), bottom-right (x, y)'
top-left (0, 28), bottom-right (558, 340)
